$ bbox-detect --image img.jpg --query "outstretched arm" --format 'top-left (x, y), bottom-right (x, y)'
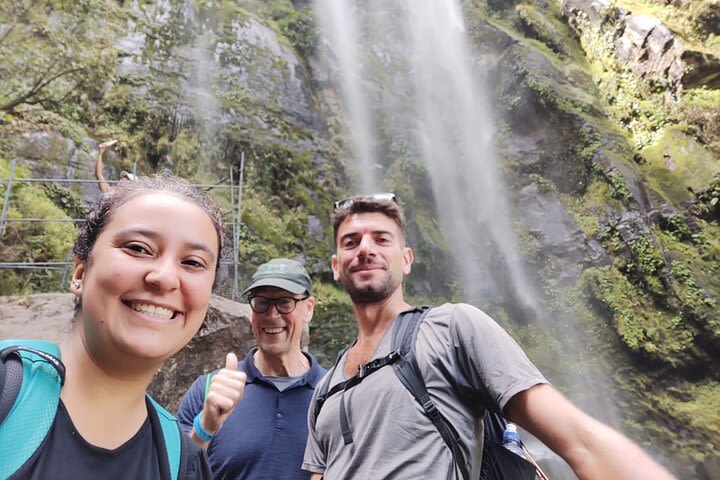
top-left (95, 140), bottom-right (118, 193)
top-left (504, 384), bottom-right (676, 480)
top-left (95, 149), bottom-right (109, 193)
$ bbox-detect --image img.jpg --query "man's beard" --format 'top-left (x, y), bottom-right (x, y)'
top-left (341, 275), bottom-right (394, 304)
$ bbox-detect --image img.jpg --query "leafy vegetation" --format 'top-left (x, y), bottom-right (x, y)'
top-left (0, 0), bottom-right (120, 114)
top-left (0, 158), bottom-right (76, 294)
top-left (584, 267), bottom-right (697, 366)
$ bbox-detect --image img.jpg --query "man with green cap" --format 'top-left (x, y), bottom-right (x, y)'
top-left (177, 258), bottom-right (326, 479)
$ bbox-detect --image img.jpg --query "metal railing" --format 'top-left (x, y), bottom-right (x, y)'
top-left (0, 159), bottom-right (245, 300)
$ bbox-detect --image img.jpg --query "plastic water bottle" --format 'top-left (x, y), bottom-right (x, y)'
top-left (502, 423), bottom-right (527, 459)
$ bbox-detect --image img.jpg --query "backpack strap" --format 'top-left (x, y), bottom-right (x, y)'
top-left (0, 349), bottom-right (23, 424)
top-left (0, 340), bottom-right (64, 480)
top-left (390, 307), bottom-right (471, 480)
top-left (312, 309), bottom-right (430, 445)
top-left (147, 396), bottom-right (186, 480)
top-left (313, 342), bottom-right (352, 422)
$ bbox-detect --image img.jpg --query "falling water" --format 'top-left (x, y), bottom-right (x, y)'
top-left (313, 1), bottom-right (626, 477)
top-left (314, 0), bottom-right (379, 194)
top-left (315, 0), bottom-right (540, 313)
top-left (180, 29), bottom-right (222, 140)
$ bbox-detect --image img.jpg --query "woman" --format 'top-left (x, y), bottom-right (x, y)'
top-left (3, 174), bottom-right (226, 479)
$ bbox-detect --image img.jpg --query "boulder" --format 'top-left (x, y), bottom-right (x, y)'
top-left (615, 15), bottom-right (685, 91)
top-left (0, 293), bottom-right (74, 342)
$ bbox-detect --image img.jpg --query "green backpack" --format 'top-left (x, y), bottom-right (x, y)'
top-left (0, 339), bottom-right (186, 480)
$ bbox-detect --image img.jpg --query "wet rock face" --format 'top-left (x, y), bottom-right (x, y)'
top-left (516, 183), bottom-right (610, 286)
top-left (215, 18), bottom-right (317, 129)
top-left (112, 2), bottom-right (322, 152)
top-left (492, 44), bottom-right (598, 196)
top-left (15, 132), bottom-right (103, 201)
top-left (682, 51), bottom-right (720, 89)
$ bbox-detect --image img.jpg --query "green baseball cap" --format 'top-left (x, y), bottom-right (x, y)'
top-left (242, 258), bottom-right (312, 296)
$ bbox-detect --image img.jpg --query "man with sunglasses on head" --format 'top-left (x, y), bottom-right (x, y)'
top-left (302, 194), bottom-right (676, 480)
top-left (178, 258), bottom-right (326, 479)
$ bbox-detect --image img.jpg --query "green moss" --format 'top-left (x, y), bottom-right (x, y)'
top-left (584, 267), bottom-right (696, 366)
top-left (514, 3), bottom-right (567, 56)
top-left (41, 184), bottom-right (86, 219)
top-left (675, 88), bottom-right (720, 156)
top-left (513, 220), bottom-right (541, 263)
top-left (656, 225), bottom-right (720, 342)
top-left (637, 126), bottom-right (720, 205)
top-left (605, 168), bottom-right (633, 204)
top-left (672, 381), bottom-right (720, 437)
top-left (628, 235), bottom-right (665, 288)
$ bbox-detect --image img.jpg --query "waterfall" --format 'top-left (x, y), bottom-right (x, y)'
top-left (312, 1), bottom-right (626, 477)
top-left (314, 0), bottom-right (379, 194)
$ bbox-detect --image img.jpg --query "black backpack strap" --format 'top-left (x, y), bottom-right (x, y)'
top-left (391, 306), bottom-right (471, 480)
top-left (176, 422), bottom-right (191, 480)
top-left (313, 343), bottom-right (352, 422)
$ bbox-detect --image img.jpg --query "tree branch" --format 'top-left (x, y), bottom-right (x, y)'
top-left (1, 66), bottom-right (85, 111)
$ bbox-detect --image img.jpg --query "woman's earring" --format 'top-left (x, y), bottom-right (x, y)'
top-left (72, 281), bottom-right (81, 289)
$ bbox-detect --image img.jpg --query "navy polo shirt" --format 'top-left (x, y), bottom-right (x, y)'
top-left (177, 348), bottom-right (326, 480)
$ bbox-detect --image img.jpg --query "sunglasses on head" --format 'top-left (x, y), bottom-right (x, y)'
top-left (333, 193), bottom-right (396, 211)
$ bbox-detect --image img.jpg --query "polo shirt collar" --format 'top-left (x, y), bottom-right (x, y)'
top-left (241, 347), bottom-right (325, 388)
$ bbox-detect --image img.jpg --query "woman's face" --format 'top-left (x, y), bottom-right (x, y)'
top-left (71, 192), bottom-right (219, 365)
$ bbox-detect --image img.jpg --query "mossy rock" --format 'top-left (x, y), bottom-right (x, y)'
top-left (638, 126), bottom-right (720, 205)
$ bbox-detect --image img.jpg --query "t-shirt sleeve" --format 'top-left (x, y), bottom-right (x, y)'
top-left (301, 375), bottom-right (328, 474)
top-left (176, 375), bottom-right (207, 434)
top-left (449, 303), bottom-right (549, 411)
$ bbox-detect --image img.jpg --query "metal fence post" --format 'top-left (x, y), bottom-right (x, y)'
top-left (60, 250), bottom-right (74, 290)
top-left (230, 167), bottom-right (237, 301)
top-left (236, 152), bottom-right (244, 293)
top-left (0, 159), bottom-right (17, 236)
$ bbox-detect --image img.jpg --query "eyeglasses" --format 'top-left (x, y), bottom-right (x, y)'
top-left (334, 193), bottom-right (396, 211)
top-left (249, 295), bottom-right (309, 314)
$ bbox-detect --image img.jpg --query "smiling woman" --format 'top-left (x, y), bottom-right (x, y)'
top-left (0, 173), bottom-right (227, 480)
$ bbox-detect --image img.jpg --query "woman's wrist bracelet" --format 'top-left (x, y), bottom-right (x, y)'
top-left (193, 411), bottom-right (215, 442)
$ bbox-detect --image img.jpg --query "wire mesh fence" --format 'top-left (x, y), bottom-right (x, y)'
top-left (0, 157), bottom-right (245, 300)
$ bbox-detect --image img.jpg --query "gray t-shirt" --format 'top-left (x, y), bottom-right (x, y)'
top-left (302, 303), bottom-right (548, 479)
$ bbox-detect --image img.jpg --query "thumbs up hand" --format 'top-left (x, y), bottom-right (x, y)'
top-left (199, 353), bottom-right (247, 436)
